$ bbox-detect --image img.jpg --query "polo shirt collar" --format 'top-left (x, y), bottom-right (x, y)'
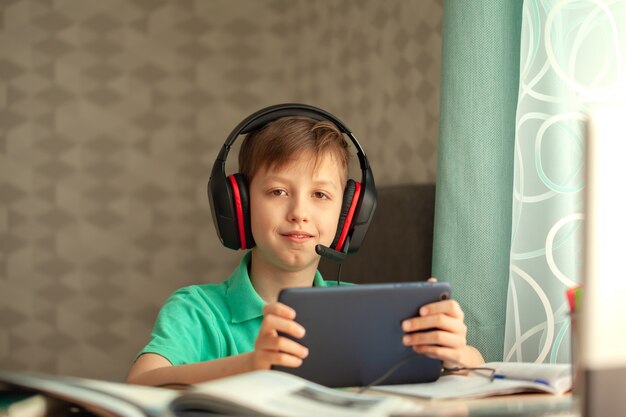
top-left (312, 269), bottom-right (327, 288)
top-left (226, 252), bottom-right (265, 324)
top-left (226, 252), bottom-right (329, 324)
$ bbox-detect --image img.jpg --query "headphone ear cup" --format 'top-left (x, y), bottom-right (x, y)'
top-left (331, 179), bottom-right (361, 251)
top-left (227, 173), bottom-right (255, 249)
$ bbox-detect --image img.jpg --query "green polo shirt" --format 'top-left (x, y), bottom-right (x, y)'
top-left (138, 252), bottom-right (342, 366)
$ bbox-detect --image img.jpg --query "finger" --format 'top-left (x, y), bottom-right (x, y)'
top-left (402, 329), bottom-right (466, 349)
top-left (263, 302), bottom-right (296, 319)
top-left (255, 335), bottom-right (309, 359)
top-left (412, 345), bottom-right (463, 366)
top-left (420, 299), bottom-right (464, 319)
top-left (258, 314), bottom-right (306, 339)
top-left (426, 277), bottom-right (438, 283)
top-left (255, 350), bottom-right (304, 369)
top-left (402, 314), bottom-right (467, 336)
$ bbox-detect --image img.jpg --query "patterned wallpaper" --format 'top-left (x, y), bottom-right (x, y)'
top-left (0, 0), bottom-right (442, 380)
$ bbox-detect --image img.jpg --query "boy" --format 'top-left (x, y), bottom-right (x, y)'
top-left (128, 112), bottom-right (483, 386)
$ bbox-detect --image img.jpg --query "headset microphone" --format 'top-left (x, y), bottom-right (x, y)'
top-left (315, 237), bottom-right (350, 264)
top-left (316, 237), bottom-right (351, 286)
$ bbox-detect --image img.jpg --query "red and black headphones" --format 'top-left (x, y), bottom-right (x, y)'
top-left (208, 103), bottom-right (377, 259)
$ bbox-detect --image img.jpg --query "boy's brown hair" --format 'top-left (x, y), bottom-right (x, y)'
top-left (239, 116), bottom-right (350, 184)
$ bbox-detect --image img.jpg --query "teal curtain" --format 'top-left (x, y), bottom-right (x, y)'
top-left (433, 1), bottom-right (523, 362)
top-left (504, 0), bottom-right (626, 364)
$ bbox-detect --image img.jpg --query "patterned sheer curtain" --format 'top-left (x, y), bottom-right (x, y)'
top-left (504, 0), bottom-right (626, 363)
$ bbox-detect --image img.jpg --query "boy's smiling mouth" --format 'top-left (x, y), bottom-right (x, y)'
top-left (280, 231), bottom-right (314, 242)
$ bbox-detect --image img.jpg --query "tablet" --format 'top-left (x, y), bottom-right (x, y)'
top-left (272, 281), bottom-right (451, 388)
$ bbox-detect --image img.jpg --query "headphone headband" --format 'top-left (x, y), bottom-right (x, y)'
top-left (217, 103), bottom-right (370, 171)
top-left (209, 103), bottom-right (377, 254)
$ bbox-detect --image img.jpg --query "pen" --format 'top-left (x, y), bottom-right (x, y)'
top-left (493, 374), bottom-right (551, 387)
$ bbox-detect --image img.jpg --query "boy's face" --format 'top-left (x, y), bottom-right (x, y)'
top-left (249, 150), bottom-right (344, 273)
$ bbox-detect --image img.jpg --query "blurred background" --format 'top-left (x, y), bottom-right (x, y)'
top-left (0, 0), bottom-right (442, 381)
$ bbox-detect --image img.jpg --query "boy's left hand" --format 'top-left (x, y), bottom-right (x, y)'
top-left (401, 285), bottom-right (473, 369)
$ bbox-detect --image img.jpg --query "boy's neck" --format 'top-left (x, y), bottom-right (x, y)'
top-left (248, 250), bottom-right (319, 303)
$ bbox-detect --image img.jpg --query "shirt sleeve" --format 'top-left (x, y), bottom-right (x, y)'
top-left (136, 286), bottom-right (224, 366)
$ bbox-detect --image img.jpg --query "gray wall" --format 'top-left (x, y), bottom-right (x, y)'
top-left (0, 0), bottom-right (442, 381)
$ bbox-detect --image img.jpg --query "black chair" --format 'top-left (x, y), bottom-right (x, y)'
top-left (319, 184), bottom-right (436, 284)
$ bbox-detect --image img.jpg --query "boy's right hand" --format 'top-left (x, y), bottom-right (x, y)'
top-left (251, 302), bottom-right (309, 370)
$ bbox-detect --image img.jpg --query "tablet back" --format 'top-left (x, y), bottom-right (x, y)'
top-left (273, 282), bottom-right (450, 388)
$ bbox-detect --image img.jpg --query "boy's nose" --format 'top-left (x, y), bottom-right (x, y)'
top-left (288, 195), bottom-right (310, 223)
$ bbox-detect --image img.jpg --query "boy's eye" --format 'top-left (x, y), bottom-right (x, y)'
top-left (271, 189), bottom-right (287, 197)
top-left (313, 191), bottom-right (329, 200)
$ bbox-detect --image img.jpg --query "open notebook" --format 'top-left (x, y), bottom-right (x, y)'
top-left (372, 362), bottom-right (572, 400)
top-left (0, 369), bottom-right (422, 417)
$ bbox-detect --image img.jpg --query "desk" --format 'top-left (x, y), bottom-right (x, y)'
top-left (2, 369), bottom-right (578, 417)
top-left (362, 391), bottom-right (577, 416)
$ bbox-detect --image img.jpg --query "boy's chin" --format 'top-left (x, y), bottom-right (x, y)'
top-left (253, 244), bottom-right (324, 272)
top-left (274, 252), bottom-right (321, 271)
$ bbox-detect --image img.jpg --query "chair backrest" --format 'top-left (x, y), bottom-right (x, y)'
top-left (318, 183), bottom-right (436, 284)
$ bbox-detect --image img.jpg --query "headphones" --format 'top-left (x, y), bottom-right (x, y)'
top-left (208, 103), bottom-right (377, 257)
